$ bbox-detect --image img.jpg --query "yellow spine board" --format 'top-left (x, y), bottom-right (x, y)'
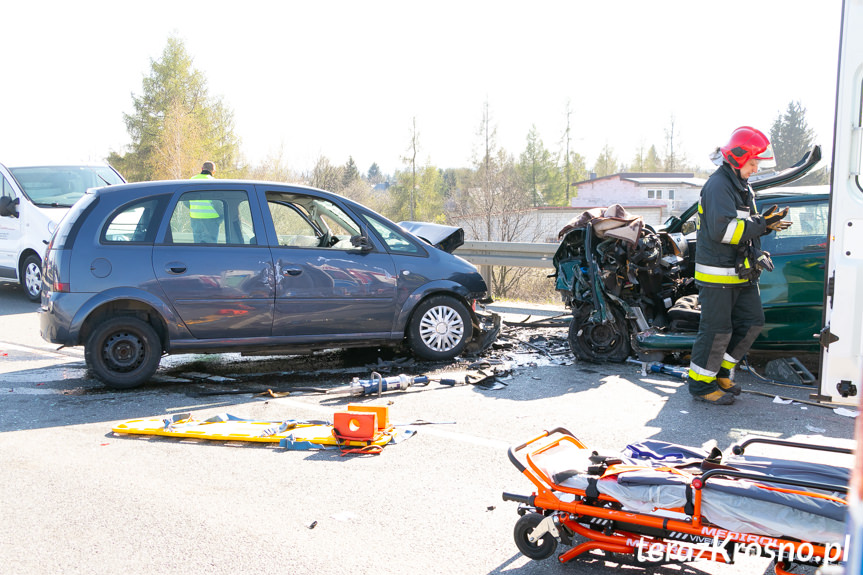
top-left (112, 417), bottom-right (396, 447)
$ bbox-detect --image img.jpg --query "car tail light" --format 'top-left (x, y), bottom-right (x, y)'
top-left (43, 256), bottom-right (69, 293)
top-left (471, 299), bottom-right (476, 311)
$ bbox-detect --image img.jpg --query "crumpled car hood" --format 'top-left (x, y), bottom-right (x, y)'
top-left (398, 221), bottom-right (465, 253)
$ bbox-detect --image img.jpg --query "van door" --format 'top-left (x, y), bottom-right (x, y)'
top-left (757, 195), bottom-right (829, 351)
top-left (817, 0), bottom-right (863, 406)
top-left (0, 169), bottom-right (23, 281)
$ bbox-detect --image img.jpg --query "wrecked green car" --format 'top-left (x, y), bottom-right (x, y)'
top-left (553, 146), bottom-right (827, 363)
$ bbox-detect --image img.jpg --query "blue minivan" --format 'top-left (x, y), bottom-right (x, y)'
top-left (40, 180), bottom-right (499, 388)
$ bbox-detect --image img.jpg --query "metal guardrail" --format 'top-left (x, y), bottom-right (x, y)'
top-left (455, 241), bottom-right (558, 268)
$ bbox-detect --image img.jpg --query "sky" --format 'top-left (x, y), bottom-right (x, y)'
top-left (1, 0), bottom-right (844, 178)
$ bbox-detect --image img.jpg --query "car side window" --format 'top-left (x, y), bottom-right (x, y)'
top-left (760, 200), bottom-right (829, 255)
top-left (317, 202), bottom-right (362, 249)
top-left (268, 201), bottom-right (321, 247)
top-left (266, 193), bottom-right (363, 250)
top-left (680, 217), bottom-right (697, 236)
top-left (1, 174), bottom-right (15, 200)
top-left (103, 198), bottom-right (164, 243)
top-left (363, 215), bottom-right (422, 254)
top-left (168, 190), bottom-right (256, 246)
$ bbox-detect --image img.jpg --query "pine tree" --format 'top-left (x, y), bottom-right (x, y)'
top-left (343, 156), bottom-right (359, 187)
top-left (592, 144), bottom-right (619, 177)
top-left (770, 101), bottom-right (815, 169)
top-left (367, 162), bottom-right (383, 184)
top-left (518, 126), bottom-right (561, 207)
top-left (108, 35), bottom-right (240, 182)
top-left (769, 101), bottom-right (828, 184)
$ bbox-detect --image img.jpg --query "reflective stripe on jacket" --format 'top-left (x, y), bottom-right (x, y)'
top-left (693, 263), bottom-right (750, 285)
top-left (189, 199), bottom-right (219, 219)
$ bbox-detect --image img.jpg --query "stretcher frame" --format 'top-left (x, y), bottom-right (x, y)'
top-left (503, 428), bottom-right (850, 573)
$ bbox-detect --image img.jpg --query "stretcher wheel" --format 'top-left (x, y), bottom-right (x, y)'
top-left (514, 513), bottom-right (558, 560)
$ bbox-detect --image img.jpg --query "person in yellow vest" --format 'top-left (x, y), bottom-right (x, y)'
top-left (189, 161), bottom-right (221, 243)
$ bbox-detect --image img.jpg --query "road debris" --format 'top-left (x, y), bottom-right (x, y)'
top-left (326, 373), bottom-right (430, 397)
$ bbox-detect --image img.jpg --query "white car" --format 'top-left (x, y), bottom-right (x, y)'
top-left (0, 163), bottom-right (125, 300)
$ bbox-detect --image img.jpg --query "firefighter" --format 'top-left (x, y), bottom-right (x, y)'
top-left (189, 161), bottom-right (221, 243)
top-left (688, 127), bottom-right (792, 405)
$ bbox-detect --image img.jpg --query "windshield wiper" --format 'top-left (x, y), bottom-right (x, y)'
top-left (87, 168), bottom-right (112, 186)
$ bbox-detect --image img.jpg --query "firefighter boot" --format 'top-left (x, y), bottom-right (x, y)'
top-left (716, 377), bottom-right (742, 396)
top-left (694, 390), bottom-right (735, 405)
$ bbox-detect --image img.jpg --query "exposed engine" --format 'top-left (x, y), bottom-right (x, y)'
top-left (553, 210), bottom-right (698, 363)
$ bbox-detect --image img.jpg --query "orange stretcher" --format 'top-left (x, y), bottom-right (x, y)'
top-left (503, 428), bottom-right (850, 573)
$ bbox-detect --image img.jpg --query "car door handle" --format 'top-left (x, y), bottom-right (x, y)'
top-left (282, 267), bottom-right (302, 276)
top-left (165, 262), bottom-right (187, 274)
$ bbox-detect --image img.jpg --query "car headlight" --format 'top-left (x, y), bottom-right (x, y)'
top-left (48, 220), bottom-right (57, 236)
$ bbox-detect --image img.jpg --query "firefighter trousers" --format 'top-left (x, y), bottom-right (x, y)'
top-left (688, 284), bottom-right (764, 396)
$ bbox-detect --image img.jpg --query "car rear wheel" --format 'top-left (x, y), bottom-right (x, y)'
top-left (84, 316), bottom-right (162, 388)
top-left (21, 254), bottom-right (42, 302)
top-left (408, 295), bottom-right (472, 361)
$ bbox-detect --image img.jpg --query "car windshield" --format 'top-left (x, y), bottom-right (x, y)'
top-left (9, 166), bottom-right (124, 207)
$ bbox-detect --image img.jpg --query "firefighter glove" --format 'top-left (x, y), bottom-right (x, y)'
top-left (736, 245), bottom-right (774, 280)
top-left (763, 205), bottom-right (792, 232)
top-left (735, 249), bottom-right (759, 281)
top-left (752, 247), bottom-right (774, 272)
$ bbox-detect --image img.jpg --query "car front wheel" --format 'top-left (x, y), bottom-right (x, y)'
top-left (408, 295), bottom-right (472, 361)
top-left (568, 303), bottom-right (632, 362)
top-left (21, 254), bottom-right (42, 302)
top-left (84, 316), bottom-right (162, 388)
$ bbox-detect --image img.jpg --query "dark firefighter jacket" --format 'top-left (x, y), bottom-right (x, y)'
top-left (694, 163), bottom-right (768, 287)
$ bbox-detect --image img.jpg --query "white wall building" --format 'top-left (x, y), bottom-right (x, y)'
top-left (571, 172), bottom-right (705, 224)
top-left (449, 173), bottom-right (706, 244)
top-left (450, 205), bottom-right (669, 244)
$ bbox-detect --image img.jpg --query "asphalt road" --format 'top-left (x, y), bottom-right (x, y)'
top-left (0, 282), bottom-right (856, 575)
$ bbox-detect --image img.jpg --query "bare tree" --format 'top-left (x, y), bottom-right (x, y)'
top-left (308, 156), bottom-right (343, 191)
top-left (562, 101), bottom-right (574, 203)
top-left (246, 144), bottom-right (299, 183)
top-left (449, 100), bottom-right (539, 296)
top-left (663, 115), bottom-right (687, 172)
top-left (401, 117), bottom-right (420, 220)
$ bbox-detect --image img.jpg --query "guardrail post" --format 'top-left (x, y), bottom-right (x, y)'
top-left (479, 264), bottom-right (494, 299)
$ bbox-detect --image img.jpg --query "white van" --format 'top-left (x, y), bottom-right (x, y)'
top-left (0, 163), bottom-right (125, 301)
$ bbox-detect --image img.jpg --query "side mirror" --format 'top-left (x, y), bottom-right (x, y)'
top-left (350, 234), bottom-right (373, 252)
top-left (0, 196), bottom-right (19, 218)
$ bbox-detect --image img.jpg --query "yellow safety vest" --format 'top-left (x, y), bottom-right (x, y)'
top-left (189, 173), bottom-right (218, 219)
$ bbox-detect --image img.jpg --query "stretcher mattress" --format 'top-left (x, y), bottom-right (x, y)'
top-left (536, 440), bottom-right (848, 544)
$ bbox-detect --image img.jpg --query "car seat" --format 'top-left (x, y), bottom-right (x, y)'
top-left (667, 294), bottom-right (700, 331)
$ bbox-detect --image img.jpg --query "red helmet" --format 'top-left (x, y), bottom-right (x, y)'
top-left (720, 126), bottom-right (775, 169)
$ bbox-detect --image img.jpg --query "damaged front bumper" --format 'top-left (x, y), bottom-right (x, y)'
top-left (466, 309), bottom-right (502, 355)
